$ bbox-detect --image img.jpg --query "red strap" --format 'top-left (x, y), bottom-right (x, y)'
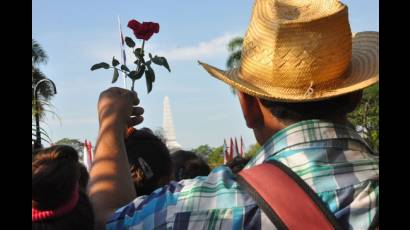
top-left (238, 163), bottom-right (336, 230)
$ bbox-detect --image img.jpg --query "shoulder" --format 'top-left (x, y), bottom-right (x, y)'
top-left (106, 166), bottom-right (254, 229)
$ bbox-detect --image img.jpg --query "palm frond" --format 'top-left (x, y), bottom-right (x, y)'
top-left (226, 50), bottom-right (242, 69)
top-left (32, 39), bottom-right (48, 65)
top-left (32, 68), bottom-right (54, 100)
top-left (32, 126), bottom-right (53, 143)
top-left (227, 37), bottom-right (244, 52)
top-left (32, 94), bottom-right (59, 121)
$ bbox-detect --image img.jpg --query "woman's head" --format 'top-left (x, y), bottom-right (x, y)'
top-left (125, 128), bottom-right (173, 196)
top-left (32, 145), bottom-right (94, 230)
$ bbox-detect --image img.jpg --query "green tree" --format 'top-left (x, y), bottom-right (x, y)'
top-left (55, 138), bottom-right (85, 158)
top-left (32, 39), bottom-right (59, 147)
top-left (245, 143), bottom-right (261, 158)
top-left (226, 37), bottom-right (243, 69)
top-left (191, 144), bottom-right (213, 157)
top-left (348, 83), bottom-right (379, 153)
top-left (226, 37), bottom-right (244, 95)
top-left (32, 39), bottom-right (55, 119)
top-left (208, 146), bottom-right (224, 169)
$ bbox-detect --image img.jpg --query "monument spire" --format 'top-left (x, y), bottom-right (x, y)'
top-left (163, 96), bottom-right (181, 153)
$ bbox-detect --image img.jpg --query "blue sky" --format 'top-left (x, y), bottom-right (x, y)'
top-left (32, 0), bottom-right (378, 150)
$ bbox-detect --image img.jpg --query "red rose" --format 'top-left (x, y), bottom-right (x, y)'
top-left (127, 19), bottom-right (160, 41)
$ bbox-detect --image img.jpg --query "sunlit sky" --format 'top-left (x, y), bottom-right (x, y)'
top-left (32, 0), bottom-right (378, 150)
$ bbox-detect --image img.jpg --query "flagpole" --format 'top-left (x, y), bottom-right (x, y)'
top-left (240, 136), bottom-right (244, 157)
top-left (83, 139), bottom-right (91, 172)
top-left (117, 16), bottom-right (127, 89)
top-left (223, 139), bottom-right (227, 164)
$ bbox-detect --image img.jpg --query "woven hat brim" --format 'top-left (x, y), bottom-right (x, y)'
top-left (199, 31), bottom-right (379, 102)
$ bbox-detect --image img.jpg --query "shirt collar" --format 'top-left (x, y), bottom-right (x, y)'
top-left (244, 119), bottom-right (371, 169)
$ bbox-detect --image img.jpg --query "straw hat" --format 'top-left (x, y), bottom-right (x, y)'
top-left (199, 0), bottom-right (379, 102)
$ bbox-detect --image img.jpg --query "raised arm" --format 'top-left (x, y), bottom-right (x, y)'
top-left (88, 87), bottom-right (144, 229)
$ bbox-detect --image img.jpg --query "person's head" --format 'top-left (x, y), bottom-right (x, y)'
top-left (198, 0), bottom-right (378, 145)
top-left (171, 150), bottom-right (211, 181)
top-left (32, 145), bottom-right (94, 230)
top-left (78, 162), bottom-right (89, 191)
top-left (125, 127), bottom-right (173, 196)
top-left (237, 90), bottom-right (363, 144)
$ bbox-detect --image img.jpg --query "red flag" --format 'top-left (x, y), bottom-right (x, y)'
top-left (229, 138), bottom-right (234, 162)
top-left (234, 137), bottom-right (239, 158)
top-left (240, 136), bottom-right (245, 157)
top-left (86, 140), bottom-right (93, 163)
top-left (83, 139), bottom-right (92, 172)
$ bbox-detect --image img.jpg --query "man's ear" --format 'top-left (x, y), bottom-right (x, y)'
top-left (237, 91), bottom-right (264, 129)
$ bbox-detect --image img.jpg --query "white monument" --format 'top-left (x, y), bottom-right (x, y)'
top-left (163, 96), bottom-right (181, 153)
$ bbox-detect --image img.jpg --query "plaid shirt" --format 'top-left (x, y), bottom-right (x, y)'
top-left (107, 120), bottom-right (379, 229)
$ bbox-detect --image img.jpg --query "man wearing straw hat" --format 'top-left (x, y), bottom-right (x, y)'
top-left (89, 0), bottom-right (378, 229)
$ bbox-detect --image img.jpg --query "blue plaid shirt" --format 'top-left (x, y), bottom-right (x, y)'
top-left (107, 120), bottom-right (379, 229)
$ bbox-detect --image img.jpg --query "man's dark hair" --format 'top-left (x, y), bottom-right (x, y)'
top-left (260, 91), bottom-right (363, 122)
top-left (171, 150), bottom-right (211, 181)
top-left (125, 128), bottom-right (173, 196)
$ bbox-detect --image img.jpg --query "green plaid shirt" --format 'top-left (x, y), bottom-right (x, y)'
top-left (108, 120), bottom-right (379, 229)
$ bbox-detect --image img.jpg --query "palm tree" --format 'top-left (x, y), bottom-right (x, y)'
top-left (226, 37), bottom-right (244, 95)
top-left (32, 39), bottom-right (58, 148)
top-left (226, 37), bottom-right (243, 69)
top-left (32, 39), bottom-right (55, 119)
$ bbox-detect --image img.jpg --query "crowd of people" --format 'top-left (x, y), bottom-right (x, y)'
top-left (32, 0), bottom-right (378, 229)
top-left (32, 126), bottom-right (213, 230)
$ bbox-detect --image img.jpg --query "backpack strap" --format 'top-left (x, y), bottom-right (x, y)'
top-left (237, 160), bottom-right (343, 230)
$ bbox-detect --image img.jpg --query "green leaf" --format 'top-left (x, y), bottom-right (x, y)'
top-left (149, 53), bottom-right (153, 59)
top-left (112, 68), bottom-right (119, 83)
top-left (151, 56), bottom-right (162, 65)
top-left (121, 65), bottom-right (130, 72)
top-left (146, 65), bottom-right (155, 82)
top-left (146, 60), bottom-right (152, 66)
top-left (91, 62), bottom-right (110, 71)
top-left (112, 57), bottom-right (120, 67)
top-left (128, 71), bottom-right (137, 80)
top-left (145, 76), bottom-right (153, 93)
top-left (162, 58), bottom-right (171, 72)
top-left (134, 48), bottom-right (144, 60)
top-left (135, 65), bottom-right (145, 80)
top-left (151, 56), bottom-right (171, 72)
top-left (145, 67), bottom-right (155, 93)
top-left (125, 37), bottom-right (135, 48)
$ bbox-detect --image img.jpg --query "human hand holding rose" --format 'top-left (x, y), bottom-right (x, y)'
top-left (91, 19), bottom-right (170, 93)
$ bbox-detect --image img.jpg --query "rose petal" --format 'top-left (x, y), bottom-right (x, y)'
top-left (153, 23), bottom-right (159, 33)
top-left (129, 20), bottom-right (160, 40)
top-left (127, 19), bottom-right (141, 30)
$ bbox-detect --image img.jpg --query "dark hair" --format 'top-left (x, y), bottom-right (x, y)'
top-left (32, 145), bottom-right (94, 230)
top-left (171, 150), bottom-right (211, 181)
top-left (260, 91), bottom-right (363, 122)
top-left (125, 128), bottom-right (173, 196)
top-left (78, 163), bottom-right (89, 191)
